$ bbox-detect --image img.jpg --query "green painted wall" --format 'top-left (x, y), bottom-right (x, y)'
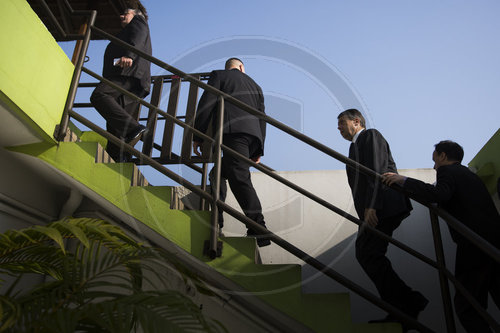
top-left (0, 0), bottom-right (74, 142)
top-left (469, 128), bottom-right (500, 194)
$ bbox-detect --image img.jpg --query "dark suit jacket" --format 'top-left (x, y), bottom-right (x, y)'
top-left (102, 15), bottom-right (152, 97)
top-left (403, 163), bottom-right (500, 248)
top-left (194, 68), bottom-right (266, 156)
top-left (347, 129), bottom-right (412, 220)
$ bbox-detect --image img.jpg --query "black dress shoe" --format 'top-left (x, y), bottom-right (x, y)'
top-left (368, 315), bottom-right (399, 324)
top-left (246, 229), bottom-right (271, 247)
top-left (126, 125), bottom-right (146, 146)
top-left (405, 291), bottom-right (429, 319)
top-left (369, 315), bottom-right (408, 332)
top-left (256, 237), bottom-right (271, 247)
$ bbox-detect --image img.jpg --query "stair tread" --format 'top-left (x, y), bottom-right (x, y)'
top-left (352, 322), bottom-right (402, 333)
top-left (11, 138), bottom-right (388, 333)
top-left (299, 293), bottom-right (352, 332)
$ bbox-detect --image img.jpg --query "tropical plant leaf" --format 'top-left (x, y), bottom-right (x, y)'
top-left (0, 218), bottom-right (226, 332)
top-left (31, 226), bottom-right (66, 255)
top-left (55, 220), bottom-right (90, 249)
top-left (0, 295), bottom-right (19, 332)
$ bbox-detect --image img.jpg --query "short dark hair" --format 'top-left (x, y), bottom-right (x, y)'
top-left (434, 140), bottom-right (464, 163)
top-left (225, 57), bottom-right (243, 69)
top-left (337, 108), bottom-right (366, 128)
top-left (125, 1), bottom-right (148, 20)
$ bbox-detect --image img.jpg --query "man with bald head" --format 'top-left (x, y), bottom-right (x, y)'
top-left (193, 58), bottom-right (270, 247)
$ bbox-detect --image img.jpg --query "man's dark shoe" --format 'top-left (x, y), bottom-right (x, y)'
top-left (246, 229), bottom-right (271, 247)
top-left (369, 315), bottom-right (407, 332)
top-left (126, 125), bottom-right (146, 146)
top-left (368, 315), bottom-right (398, 324)
top-left (256, 237), bottom-right (271, 247)
top-left (407, 291), bottom-right (429, 319)
top-left (369, 292), bottom-right (428, 332)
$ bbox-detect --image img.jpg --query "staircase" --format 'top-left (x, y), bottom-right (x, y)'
top-left (9, 128), bottom-right (401, 333)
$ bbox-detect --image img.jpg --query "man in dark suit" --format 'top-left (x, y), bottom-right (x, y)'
top-left (90, 2), bottom-right (152, 162)
top-left (193, 58), bottom-right (270, 247)
top-left (383, 140), bottom-right (500, 333)
top-left (337, 109), bottom-right (428, 324)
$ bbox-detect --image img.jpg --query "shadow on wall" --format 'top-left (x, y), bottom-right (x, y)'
top-left (301, 200), bottom-right (500, 333)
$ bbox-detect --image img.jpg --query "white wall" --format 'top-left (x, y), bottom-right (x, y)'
top-left (220, 168), bottom-right (499, 333)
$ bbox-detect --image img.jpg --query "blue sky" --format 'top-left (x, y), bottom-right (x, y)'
top-left (60, 1), bottom-right (500, 185)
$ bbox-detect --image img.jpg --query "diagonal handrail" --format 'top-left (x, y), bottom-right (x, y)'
top-left (89, 25), bottom-right (500, 265)
top-left (52, 5), bottom-right (500, 332)
top-left (72, 67), bottom-right (437, 331)
top-left (79, 67), bottom-right (439, 267)
top-left (74, 66), bottom-right (500, 332)
top-left (68, 109), bottom-right (434, 333)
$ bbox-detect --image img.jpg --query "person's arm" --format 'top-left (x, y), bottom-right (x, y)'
top-left (258, 85), bottom-right (266, 152)
top-left (361, 130), bottom-right (390, 225)
top-left (381, 173), bottom-right (406, 186)
top-left (383, 168), bottom-right (455, 204)
top-left (118, 16), bottom-right (150, 67)
top-left (193, 71), bottom-right (220, 156)
top-left (405, 168), bottom-right (454, 203)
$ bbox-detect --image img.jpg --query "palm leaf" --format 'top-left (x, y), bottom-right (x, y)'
top-left (31, 226), bottom-right (66, 254)
top-left (0, 218), bottom-right (225, 332)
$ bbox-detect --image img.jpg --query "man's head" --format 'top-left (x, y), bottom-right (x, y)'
top-left (337, 109), bottom-right (366, 141)
top-left (225, 57), bottom-right (245, 73)
top-left (432, 140), bottom-right (464, 169)
top-left (120, 2), bottom-right (147, 27)
top-left (120, 9), bottom-right (137, 27)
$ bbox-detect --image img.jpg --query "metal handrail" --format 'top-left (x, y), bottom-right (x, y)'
top-left (207, 97), bottom-right (225, 258)
top-left (77, 67), bottom-right (439, 266)
top-left (429, 209), bottom-right (456, 332)
top-left (89, 25), bottom-right (500, 265)
top-left (70, 66), bottom-right (437, 331)
top-left (54, 9), bottom-right (96, 141)
top-left (68, 109), bottom-right (434, 333)
top-left (52, 5), bottom-right (500, 332)
top-left (71, 67), bottom-right (500, 331)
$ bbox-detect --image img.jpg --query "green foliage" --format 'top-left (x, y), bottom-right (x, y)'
top-left (0, 218), bottom-right (225, 333)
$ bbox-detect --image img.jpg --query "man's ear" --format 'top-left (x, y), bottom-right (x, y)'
top-left (438, 151), bottom-right (448, 163)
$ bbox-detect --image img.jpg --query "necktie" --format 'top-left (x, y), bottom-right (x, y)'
top-left (349, 142), bottom-right (355, 159)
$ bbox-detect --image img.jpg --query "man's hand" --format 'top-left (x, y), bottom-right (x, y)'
top-left (382, 172), bottom-right (406, 186)
top-left (251, 156), bottom-right (261, 164)
top-left (193, 141), bottom-right (203, 157)
top-left (364, 208), bottom-right (378, 227)
top-left (119, 56), bottom-right (133, 68)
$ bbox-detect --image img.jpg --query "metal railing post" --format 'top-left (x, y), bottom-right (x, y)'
top-left (206, 97), bottom-right (224, 259)
top-left (47, 4), bottom-right (498, 327)
top-left (429, 209), bottom-right (456, 333)
top-left (69, 110), bottom-right (435, 332)
top-left (200, 163), bottom-right (209, 210)
top-left (54, 10), bottom-right (96, 141)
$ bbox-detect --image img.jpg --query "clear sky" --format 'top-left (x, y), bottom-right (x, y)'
top-left (60, 1), bottom-right (500, 185)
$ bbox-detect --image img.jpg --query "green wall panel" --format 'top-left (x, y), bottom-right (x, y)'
top-left (0, 0), bottom-right (74, 141)
top-left (469, 128), bottom-right (500, 194)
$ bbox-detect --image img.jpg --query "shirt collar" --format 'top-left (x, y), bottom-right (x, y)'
top-left (352, 128), bottom-right (364, 143)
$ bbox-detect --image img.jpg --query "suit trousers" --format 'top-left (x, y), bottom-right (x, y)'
top-left (90, 76), bottom-right (142, 161)
top-left (454, 244), bottom-right (500, 333)
top-left (355, 214), bottom-right (421, 315)
top-left (210, 133), bottom-right (265, 230)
